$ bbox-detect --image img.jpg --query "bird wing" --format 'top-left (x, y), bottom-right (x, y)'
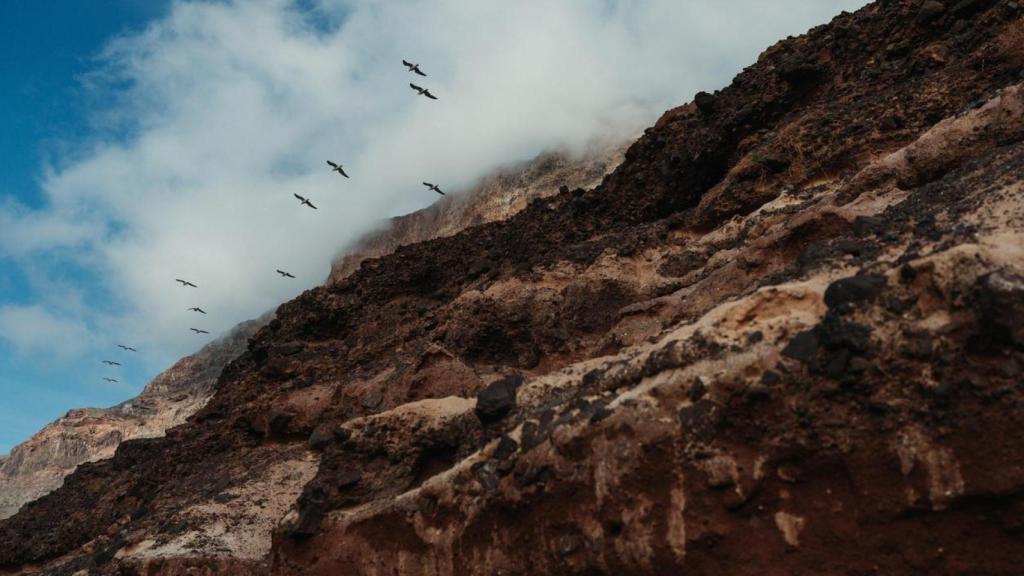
top-left (436, 188), bottom-right (445, 195)
top-left (414, 68), bottom-right (426, 76)
top-left (294, 193), bottom-right (306, 201)
top-left (326, 160), bottom-right (338, 168)
top-left (339, 168), bottom-right (349, 177)
top-left (308, 201), bottom-right (318, 209)
top-left (423, 182), bottom-right (434, 187)
top-left (424, 90), bottom-right (438, 100)
top-left (403, 60), bottom-right (413, 67)
top-left (128, 347), bottom-right (137, 352)
top-left (410, 83), bottom-right (423, 91)
top-left (187, 282), bottom-right (197, 287)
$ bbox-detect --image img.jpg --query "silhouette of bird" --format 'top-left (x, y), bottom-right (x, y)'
top-left (175, 279), bottom-right (197, 288)
top-left (402, 60), bottom-right (427, 76)
top-left (103, 377), bottom-right (119, 383)
top-left (117, 345), bottom-right (137, 352)
top-left (187, 307), bottom-right (207, 314)
top-left (422, 182), bottom-right (445, 195)
top-left (326, 161), bottom-right (349, 178)
top-left (410, 83), bottom-right (438, 100)
top-left (102, 360), bottom-right (121, 366)
top-left (276, 269), bottom-right (296, 278)
top-left (190, 328), bottom-right (210, 334)
top-left (294, 193), bottom-right (318, 210)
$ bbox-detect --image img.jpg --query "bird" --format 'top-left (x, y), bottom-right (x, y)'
top-left (410, 83), bottom-right (438, 100)
top-left (103, 377), bottom-right (119, 383)
top-left (422, 182), bottom-right (445, 196)
top-left (294, 193), bottom-right (318, 210)
top-left (175, 279), bottom-right (197, 288)
top-left (102, 360), bottom-right (122, 366)
top-left (190, 328), bottom-right (210, 334)
top-left (187, 307), bottom-right (207, 314)
top-left (276, 269), bottom-right (296, 278)
top-left (117, 345), bottom-right (137, 352)
top-left (402, 60), bottom-right (427, 76)
top-left (326, 161), bottom-right (349, 178)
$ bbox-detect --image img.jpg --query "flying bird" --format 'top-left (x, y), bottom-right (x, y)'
top-left (276, 269), bottom-right (296, 278)
top-left (409, 83), bottom-right (438, 100)
top-left (175, 279), bottom-right (197, 288)
top-left (294, 193), bottom-right (318, 210)
top-left (326, 161), bottom-right (349, 178)
top-left (103, 377), bottom-right (119, 383)
top-left (102, 360), bottom-right (121, 366)
top-left (117, 345), bottom-right (137, 352)
top-left (422, 182), bottom-right (445, 196)
top-left (190, 328), bottom-right (210, 334)
top-left (402, 60), bottom-right (427, 76)
top-left (187, 307), bottom-right (207, 314)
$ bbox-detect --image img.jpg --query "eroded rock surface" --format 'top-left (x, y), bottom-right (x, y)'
top-left (2, 1), bottom-right (1024, 574)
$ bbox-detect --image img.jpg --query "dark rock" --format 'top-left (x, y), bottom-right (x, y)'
top-left (307, 424), bottom-right (336, 450)
top-left (268, 409), bottom-right (294, 436)
top-left (475, 374), bottom-right (524, 423)
top-left (817, 315), bottom-right (872, 353)
top-left (678, 399), bottom-right (722, 442)
top-left (761, 370), bottom-right (782, 386)
top-left (361, 390), bottom-right (383, 410)
top-left (853, 215), bottom-right (887, 237)
top-left (783, 330), bottom-right (820, 363)
top-left (971, 271), bottom-right (1024, 352)
top-left (289, 500), bottom-right (325, 539)
top-left (272, 341), bottom-right (305, 356)
top-left (333, 427), bottom-right (352, 443)
top-left (689, 377), bottom-right (707, 401)
top-left (777, 55), bottom-right (826, 84)
top-left (747, 331), bottom-right (764, 344)
top-left (915, 1), bottom-right (946, 24)
top-left (824, 274), bottom-right (887, 311)
top-left (694, 91), bottom-right (716, 114)
top-left (492, 435), bottom-right (519, 460)
top-left (589, 403), bottom-right (614, 423)
top-left (950, 0), bottom-right (994, 18)
top-left (336, 468), bottom-right (362, 489)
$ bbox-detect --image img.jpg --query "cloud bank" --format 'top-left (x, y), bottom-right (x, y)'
top-left (0, 0), bottom-right (868, 379)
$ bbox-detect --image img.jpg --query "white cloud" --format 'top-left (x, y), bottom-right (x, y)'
top-left (0, 305), bottom-right (92, 360)
top-left (1, 0), bottom-right (868, 368)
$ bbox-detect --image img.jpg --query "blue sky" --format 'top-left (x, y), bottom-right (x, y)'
top-left (1, 1), bottom-right (172, 453)
top-left (0, 0), bottom-right (868, 455)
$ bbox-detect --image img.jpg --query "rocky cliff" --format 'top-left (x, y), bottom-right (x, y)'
top-left (0, 144), bottom-right (624, 524)
top-left (327, 142), bottom-right (626, 285)
top-left (2, 1), bottom-right (1024, 574)
top-left (0, 316), bottom-right (268, 521)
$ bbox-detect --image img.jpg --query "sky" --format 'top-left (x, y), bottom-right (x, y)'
top-left (0, 0), bottom-right (869, 455)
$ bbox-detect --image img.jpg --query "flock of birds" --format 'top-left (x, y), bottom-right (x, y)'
top-left (99, 59), bottom-right (445, 385)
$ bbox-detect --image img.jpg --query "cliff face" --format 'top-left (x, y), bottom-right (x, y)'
top-left (3, 1), bottom-right (1024, 575)
top-left (327, 143), bottom-right (626, 285)
top-left (0, 316), bottom-right (268, 520)
top-left (0, 143), bottom-right (623, 524)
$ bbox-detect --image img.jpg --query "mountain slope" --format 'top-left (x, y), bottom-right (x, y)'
top-left (328, 142), bottom-right (626, 285)
top-left (0, 316), bottom-right (268, 520)
top-left (2, 1), bottom-right (1023, 574)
